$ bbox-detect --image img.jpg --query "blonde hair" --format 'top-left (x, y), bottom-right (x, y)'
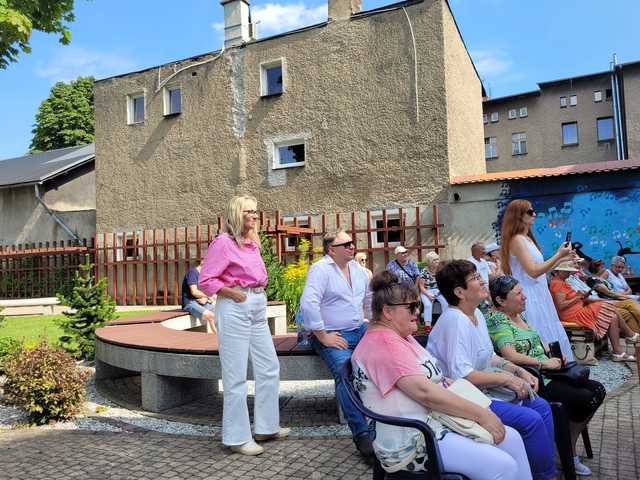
top-left (225, 194), bottom-right (259, 248)
top-left (355, 252), bottom-right (367, 262)
top-left (425, 251), bottom-right (440, 263)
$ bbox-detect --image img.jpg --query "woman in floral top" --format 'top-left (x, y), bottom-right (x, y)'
top-left (487, 275), bottom-right (606, 476)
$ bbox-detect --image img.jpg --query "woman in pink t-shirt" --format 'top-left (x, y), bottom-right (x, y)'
top-left (352, 271), bottom-right (531, 479)
top-left (199, 194), bottom-right (287, 456)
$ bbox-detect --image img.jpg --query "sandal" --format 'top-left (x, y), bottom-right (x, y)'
top-left (612, 352), bottom-right (637, 362)
top-left (625, 332), bottom-right (640, 344)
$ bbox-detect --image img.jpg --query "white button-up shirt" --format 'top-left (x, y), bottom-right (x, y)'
top-left (300, 255), bottom-right (370, 331)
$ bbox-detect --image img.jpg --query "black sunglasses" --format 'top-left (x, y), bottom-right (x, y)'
top-left (490, 275), bottom-right (518, 297)
top-left (332, 240), bottom-right (354, 249)
top-left (526, 208), bottom-right (536, 216)
top-left (388, 301), bottom-right (423, 316)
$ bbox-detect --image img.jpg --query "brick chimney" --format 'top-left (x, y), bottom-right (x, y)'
top-left (328, 0), bottom-right (362, 21)
top-left (220, 0), bottom-right (251, 48)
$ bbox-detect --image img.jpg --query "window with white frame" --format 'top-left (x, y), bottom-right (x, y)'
top-left (371, 211), bottom-right (402, 248)
top-left (508, 109), bottom-right (517, 119)
top-left (569, 95), bottom-right (577, 106)
top-left (597, 117), bottom-right (614, 141)
top-left (490, 112), bottom-right (499, 123)
top-left (260, 59), bottom-right (284, 96)
top-left (483, 113), bottom-right (488, 124)
top-left (484, 137), bottom-right (498, 160)
top-left (283, 216), bottom-right (311, 252)
top-left (593, 90), bottom-right (602, 103)
top-left (116, 233), bottom-right (140, 261)
top-left (273, 139), bottom-right (305, 169)
top-left (562, 122), bottom-right (578, 145)
top-left (127, 93), bottom-right (145, 124)
top-left (163, 85), bottom-right (181, 115)
top-left (560, 96), bottom-right (567, 108)
top-left (519, 107), bottom-right (528, 118)
top-left (511, 132), bottom-right (527, 155)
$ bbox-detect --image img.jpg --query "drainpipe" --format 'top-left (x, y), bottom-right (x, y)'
top-left (34, 184), bottom-right (80, 241)
top-left (611, 54), bottom-right (625, 160)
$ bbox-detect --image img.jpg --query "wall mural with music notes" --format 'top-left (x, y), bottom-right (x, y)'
top-left (493, 174), bottom-right (640, 274)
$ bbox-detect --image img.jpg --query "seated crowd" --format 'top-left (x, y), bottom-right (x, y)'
top-left (304, 229), bottom-right (638, 479)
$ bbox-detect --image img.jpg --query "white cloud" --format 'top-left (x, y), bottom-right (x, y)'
top-left (35, 45), bottom-right (137, 83)
top-left (471, 49), bottom-right (512, 77)
top-left (213, 2), bottom-right (327, 37)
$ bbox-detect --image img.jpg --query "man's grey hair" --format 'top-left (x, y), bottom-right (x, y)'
top-left (611, 255), bottom-right (626, 266)
top-left (323, 229), bottom-right (346, 255)
top-left (471, 242), bottom-right (485, 251)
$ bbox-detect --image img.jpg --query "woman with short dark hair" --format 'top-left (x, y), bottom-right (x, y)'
top-left (429, 260), bottom-right (559, 480)
top-left (487, 275), bottom-right (606, 476)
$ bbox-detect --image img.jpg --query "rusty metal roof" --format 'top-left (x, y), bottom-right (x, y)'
top-left (451, 159), bottom-right (640, 185)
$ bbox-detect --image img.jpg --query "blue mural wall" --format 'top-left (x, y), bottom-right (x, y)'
top-left (493, 171), bottom-right (640, 274)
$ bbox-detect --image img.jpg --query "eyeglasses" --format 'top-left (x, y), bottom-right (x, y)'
top-left (525, 208), bottom-right (536, 216)
top-left (465, 273), bottom-right (484, 284)
top-left (359, 257), bottom-right (367, 262)
top-left (332, 240), bottom-right (354, 249)
top-left (492, 275), bottom-right (518, 295)
top-left (388, 301), bottom-right (422, 316)
top-left (243, 209), bottom-right (258, 215)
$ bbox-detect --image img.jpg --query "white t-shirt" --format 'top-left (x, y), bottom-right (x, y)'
top-left (467, 256), bottom-right (491, 285)
top-left (607, 269), bottom-right (630, 293)
top-left (427, 307), bottom-right (494, 380)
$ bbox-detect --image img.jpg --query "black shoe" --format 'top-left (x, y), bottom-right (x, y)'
top-left (354, 432), bottom-right (375, 459)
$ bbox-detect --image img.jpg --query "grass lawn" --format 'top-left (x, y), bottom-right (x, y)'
top-left (0, 310), bottom-right (156, 344)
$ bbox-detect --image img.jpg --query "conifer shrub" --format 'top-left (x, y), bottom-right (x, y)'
top-left (57, 262), bottom-right (116, 359)
top-left (3, 342), bottom-right (88, 424)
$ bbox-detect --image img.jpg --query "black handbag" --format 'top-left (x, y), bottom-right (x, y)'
top-left (542, 361), bottom-right (590, 387)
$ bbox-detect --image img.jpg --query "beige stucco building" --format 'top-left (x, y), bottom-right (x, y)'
top-left (94, 0), bottom-right (485, 233)
top-left (483, 60), bottom-right (640, 172)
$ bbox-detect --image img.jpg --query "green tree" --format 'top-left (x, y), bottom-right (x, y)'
top-left (0, 0), bottom-right (76, 69)
top-left (30, 75), bottom-right (94, 152)
top-left (57, 262), bottom-right (115, 359)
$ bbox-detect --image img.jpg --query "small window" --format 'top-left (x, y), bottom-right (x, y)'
top-left (370, 211), bottom-right (402, 248)
top-left (116, 233), bottom-right (140, 261)
top-left (605, 88), bottom-right (612, 100)
top-left (483, 113), bottom-right (488, 124)
top-left (261, 59), bottom-right (284, 96)
top-left (484, 137), bottom-right (498, 160)
top-left (273, 140), bottom-right (305, 169)
top-left (519, 107), bottom-right (528, 118)
top-left (593, 90), bottom-right (602, 103)
top-left (562, 122), bottom-right (578, 145)
top-left (597, 117), bottom-right (614, 142)
top-left (490, 112), bottom-right (499, 123)
top-left (508, 109), bottom-right (517, 119)
top-left (127, 93), bottom-right (145, 124)
top-left (511, 132), bottom-right (527, 155)
top-left (163, 86), bottom-right (181, 115)
top-left (569, 95), bottom-right (577, 106)
top-left (560, 96), bottom-right (567, 108)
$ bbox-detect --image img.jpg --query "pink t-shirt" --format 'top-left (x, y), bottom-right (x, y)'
top-left (198, 233), bottom-right (268, 295)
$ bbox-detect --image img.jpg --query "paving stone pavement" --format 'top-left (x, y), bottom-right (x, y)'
top-left (1, 367), bottom-right (639, 479)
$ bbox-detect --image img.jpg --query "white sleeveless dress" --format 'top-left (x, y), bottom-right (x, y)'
top-left (510, 238), bottom-right (574, 361)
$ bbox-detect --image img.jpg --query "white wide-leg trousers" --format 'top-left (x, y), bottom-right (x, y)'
top-left (215, 292), bottom-right (281, 446)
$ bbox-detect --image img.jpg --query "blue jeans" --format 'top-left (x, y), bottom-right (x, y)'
top-left (490, 397), bottom-right (558, 480)
top-left (311, 323), bottom-right (369, 439)
top-left (183, 299), bottom-right (215, 320)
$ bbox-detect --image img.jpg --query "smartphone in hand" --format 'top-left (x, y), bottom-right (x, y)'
top-left (564, 231), bottom-right (572, 248)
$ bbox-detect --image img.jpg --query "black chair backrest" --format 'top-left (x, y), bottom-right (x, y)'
top-left (341, 361), bottom-right (454, 479)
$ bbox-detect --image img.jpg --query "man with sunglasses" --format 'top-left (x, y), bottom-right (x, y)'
top-left (300, 229), bottom-right (374, 459)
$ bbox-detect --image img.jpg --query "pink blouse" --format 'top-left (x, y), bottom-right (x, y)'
top-left (198, 233), bottom-right (268, 295)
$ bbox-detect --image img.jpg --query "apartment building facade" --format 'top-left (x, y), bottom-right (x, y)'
top-left (482, 60), bottom-right (640, 172)
top-left (94, 0), bottom-right (485, 234)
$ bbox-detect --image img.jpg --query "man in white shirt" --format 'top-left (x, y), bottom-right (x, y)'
top-left (300, 230), bottom-right (373, 459)
top-left (608, 256), bottom-right (639, 301)
top-left (468, 242), bottom-right (491, 286)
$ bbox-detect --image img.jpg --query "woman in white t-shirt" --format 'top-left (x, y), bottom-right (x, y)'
top-left (351, 270), bottom-right (531, 479)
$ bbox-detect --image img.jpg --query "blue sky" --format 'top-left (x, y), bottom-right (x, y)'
top-left (1, 0), bottom-right (639, 159)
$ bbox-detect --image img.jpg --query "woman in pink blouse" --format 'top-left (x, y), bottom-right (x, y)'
top-left (199, 194), bottom-right (287, 456)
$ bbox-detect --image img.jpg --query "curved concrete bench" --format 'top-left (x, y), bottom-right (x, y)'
top-left (95, 307), bottom-right (332, 413)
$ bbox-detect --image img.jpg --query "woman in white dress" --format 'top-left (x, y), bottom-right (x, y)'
top-left (499, 199), bottom-right (575, 361)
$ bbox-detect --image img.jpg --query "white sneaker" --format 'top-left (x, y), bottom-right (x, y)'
top-left (574, 456), bottom-right (592, 476)
top-left (254, 428), bottom-right (291, 442)
top-left (229, 440), bottom-right (264, 456)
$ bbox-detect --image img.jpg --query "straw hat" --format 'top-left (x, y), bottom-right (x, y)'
top-left (554, 261), bottom-right (580, 272)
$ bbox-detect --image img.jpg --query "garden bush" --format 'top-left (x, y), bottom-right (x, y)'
top-left (57, 262), bottom-right (116, 359)
top-left (0, 337), bottom-right (21, 373)
top-left (3, 342), bottom-right (88, 424)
